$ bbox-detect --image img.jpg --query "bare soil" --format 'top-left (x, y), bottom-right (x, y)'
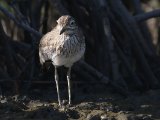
top-left (0, 84), bottom-right (160, 120)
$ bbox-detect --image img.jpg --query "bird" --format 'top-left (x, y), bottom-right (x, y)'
top-left (39, 15), bottom-right (85, 106)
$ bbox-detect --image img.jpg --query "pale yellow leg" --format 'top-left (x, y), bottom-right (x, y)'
top-left (54, 66), bottom-right (61, 106)
top-left (67, 67), bottom-right (72, 105)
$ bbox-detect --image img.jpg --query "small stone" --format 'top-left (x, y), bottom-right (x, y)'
top-left (101, 114), bottom-right (108, 120)
top-left (12, 95), bottom-right (19, 101)
top-left (0, 99), bottom-right (7, 103)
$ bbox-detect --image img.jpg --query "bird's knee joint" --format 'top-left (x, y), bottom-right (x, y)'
top-left (67, 75), bottom-right (71, 79)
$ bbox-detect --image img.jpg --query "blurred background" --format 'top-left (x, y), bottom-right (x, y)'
top-left (0, 0), bottom-right (160, 95)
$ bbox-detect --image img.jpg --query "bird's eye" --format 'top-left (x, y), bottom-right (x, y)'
top-left (70, 21), bottom-right (75, 26)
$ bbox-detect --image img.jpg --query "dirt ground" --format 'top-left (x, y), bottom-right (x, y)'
top-left (0, 84), bottom-right (160, 120)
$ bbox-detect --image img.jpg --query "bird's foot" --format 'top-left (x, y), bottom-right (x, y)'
top-left (67, 103), bottom-right (72, 107)
top-left (60, 100), bottom-right (72, 107)
top-left (58, 101), bottom-right (70, 112)
top-left (58, 101), bottom-right (62, 107)
top-left (62, 99), bottom-right (68, 106)
top-left (63, 99), bottom-right (72, 107)
top-left (68, 101), bottom-right (72, 107)
top-left (59, 104), bottom-right (62, 107)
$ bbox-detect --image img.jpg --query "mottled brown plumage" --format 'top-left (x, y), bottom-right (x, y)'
top-left (39, 15), bottom-right (85, 106)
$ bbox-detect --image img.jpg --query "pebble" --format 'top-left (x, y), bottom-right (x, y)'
top-left (0, 99), bottom-right (7, 103)
top-left (100, 114), bottom-right (108, 120)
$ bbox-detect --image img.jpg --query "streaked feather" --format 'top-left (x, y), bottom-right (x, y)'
top-left (39, 15), bottom-right (85, 67)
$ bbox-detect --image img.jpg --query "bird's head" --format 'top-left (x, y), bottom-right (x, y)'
top-left (56, 15), bottom-right (78, 35)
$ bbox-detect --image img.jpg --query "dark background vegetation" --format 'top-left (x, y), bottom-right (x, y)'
top-left (0, 0), bottom-right (160, 96)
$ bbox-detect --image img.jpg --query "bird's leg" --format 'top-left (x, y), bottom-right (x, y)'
top-left (54, 66), bottom-right (61, 106)
top-left (67, 67), bottom-right (72, 105)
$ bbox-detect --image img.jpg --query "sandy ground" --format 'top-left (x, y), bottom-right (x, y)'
top-left (0, 84), bottom-right (160, 120)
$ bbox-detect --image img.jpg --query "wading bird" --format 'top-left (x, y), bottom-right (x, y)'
top-left (39, 15), bottom-right (85, 106)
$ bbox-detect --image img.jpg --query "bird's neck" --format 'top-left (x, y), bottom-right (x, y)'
top-left (62, 30), bottom-right (76, 36)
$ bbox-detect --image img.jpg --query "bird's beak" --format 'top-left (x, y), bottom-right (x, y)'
top-left (60, 27), bottom-right (66, 35)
